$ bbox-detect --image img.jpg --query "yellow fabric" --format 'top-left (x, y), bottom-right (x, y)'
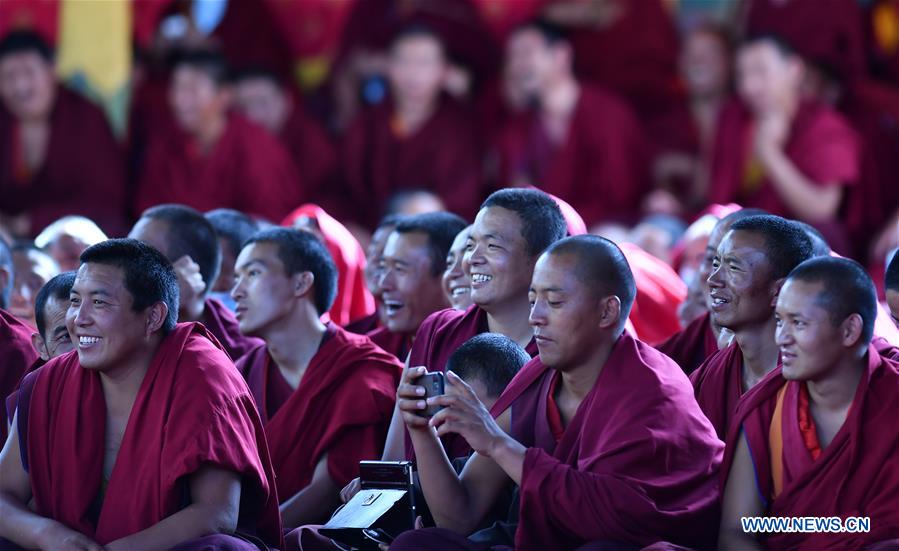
top-left (768, 385), bottom-right (788, 500)
top-left (874, 3), bottom-right (899, 55)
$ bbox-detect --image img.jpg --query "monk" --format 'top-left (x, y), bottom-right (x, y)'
top-left (443, 225), bottom-right (474, 311)
top-left (496, 19), bottom-right (649, 228)
top-left (345, 215), bottom-right (403, 335)
top-left (720, 256), bottom-right (899, 549)
top-left (370, 212), bottom-right (467, 360)
top-left (392, 235), bottom-right (723, 549)
top-left (232, 68), bottom-right (337, 203)
top-left (691, 214), bottom-right (813, 439)
top-left (8, 243), bottom-right (58, 328)
top-left (205, 208), bottom-right (260, 310)
top-left (231, 228), bottom-right (402, 529)
top-left (657, 208), bottom-right (768, 374)
top-left (887, 253), bottom-right (899, 327)
top-left (341, 26), bottom-right (483, 227)
top-left (381, 189), bottom-right (568, 462)
top-left (709, 35), bottom-right (859, 249)
top-left (0, 239), bottom-right (282, 550)
top-left (129, 204), bottom-right (263, 362)
top-left (0, 31), bottom-right (126, 237)
top-left (134, 50), bottom-right (303, 222)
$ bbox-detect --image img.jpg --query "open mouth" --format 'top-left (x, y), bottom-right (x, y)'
top-left (78, 335), bottom-right (102, 348)
top-left (470, 274), bottom-right (493, 286)
top-left (451, 286), bottom-right (470, 298)
top-left (384, 300), bottom-right (405, 316)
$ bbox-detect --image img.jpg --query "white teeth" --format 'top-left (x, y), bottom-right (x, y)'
top-left (451, 287), bottom-right (470, 297)
top-left (384, 301), bottom-right (404, 313)
top-left (712, 297), bottom-right (728, 305)
top-left (79, 336), bottom-right (100, 345)
top-left (471, 274), bottom-right (493, 284)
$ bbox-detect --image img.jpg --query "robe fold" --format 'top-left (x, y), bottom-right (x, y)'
top-left (344, 311), bottom-right (380, 335)
top-left (656, 312), bottom-right (718, 375)
top-left (479, 335), bottom-right (723, 550)
top-left (497, 85), bottom-right (650, 227)
top-left (282, 204), bottom-right (375, 326)
top-left (722, 348), bottom-right (899, 549)
top-left (237, 324), bottom-right (402, 500)
top-left (202, 297), bottom-right (264, 363)
top-left (619, 243), bottom-right (687, 346)
top-left (14, 323), bottom-right (282, 548)
top-left (690, 342), bottom-right (746, 441)
top-left (367, 326), bottom-right (413, 362)
top-left (0, 309), bottom-right (39, 442)
top-left (1, 86), bottom-right (127, 237)
top-left (135, 113), bottom-right (303, 223)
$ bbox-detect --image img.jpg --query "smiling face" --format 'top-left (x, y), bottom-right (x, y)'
top-left (464, 207), bottom-right (535, 312)
top-left (67, 263), bottom-right (155, 371)
top-left (34, 295), bottom-right (74, 361)
top-left (776, 279), bottom-right (849, 381)
top-left (443, 226), bottom-right (472, 310)
top-left (379, 231), bottom-right (447, 333)
top-left (707, 230), bottom-right (778, 331)
top-left (231, 242), bottom-right (299, 338)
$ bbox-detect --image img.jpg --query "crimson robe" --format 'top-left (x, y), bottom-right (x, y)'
top-left (344, 311), bottom-right (380, 335)
top-left (367, 325), bottom-right (413, 362)
top-left (708, 100), bottom-right (859, 252)
top-left (135, 113), bottom-right (303, 223)
top-left (619, 243), bottom-right (687, 346)
top-left (202, 297), bottom-right (264, 363)
top-left (10, 323), bottom-right (282, 547)
top-left (690, 342), bottom-right (747, 441)
top-left (279, 105), bottom-right (338, 204)
top-left (341, 97), bottom-right (484, 227)
top-left (722, 349), bottom-right (899, 549)
top-left (656, 311), bottom-right (719, 375)
top-left (0, 309), bottom-right (38, 442)
top-left (497, 85), bottom-right (650, 227)
top-left (237, 324), bottom-right (402, 501)
top-left (0, 86), bottom-right (126, 237)
top-left (282, 204), bottom-right (375, 326)
top-left (396, 335), bottom-right (723, 550)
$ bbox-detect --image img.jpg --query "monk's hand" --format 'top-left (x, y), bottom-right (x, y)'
top-left (397, 365), bottom-right (431, 429)
top-left (172, 255), bottom-right (206, 303)
top-left (37, 520), bottom-right (104, 551)
top-left (754, 111), bottom-right (789, 160)
top-left (428, 371), bottom-right (507, 457)
top-left (340, 477), bottom-right (361, 503)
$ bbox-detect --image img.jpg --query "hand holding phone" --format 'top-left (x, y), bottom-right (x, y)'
top-left (413, 372), bottom-right (445, 417)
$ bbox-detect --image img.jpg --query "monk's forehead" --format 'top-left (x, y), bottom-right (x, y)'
top-left (73, 263), bottom-right (127, 293)
top-left (532, 252), bottom-right (587, 292)
top-left (383, 231), bottom-right (430, 260)
top-left (472, 207), bottom-right (524, 242)
top-left (236, 241), bottom-right (283, 270)
top-left (777, 279), bottom-right (828, 316)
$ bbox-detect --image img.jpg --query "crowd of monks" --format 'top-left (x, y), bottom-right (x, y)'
top-left (2, 0), bottom-right (899, 549)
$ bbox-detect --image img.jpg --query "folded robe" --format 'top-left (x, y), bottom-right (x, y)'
top-left (485, 334), bottom-right (723, 550)
top-left (13, 322), bottom-right (282, 547)
top-left (237, 323), bottom-right (401, 500)
top-left (722, 347), bottom-right (899, 549)
top-left (202, 297), bottom-right (264, 363)
top-left (367, 325), bottom-right (413, 362)
top-left (0, 309), bottom-right (39, 442)
top-left (690, 342), bottom-right (747, 441)
top-left (656, 311), bottom-right (718, 375)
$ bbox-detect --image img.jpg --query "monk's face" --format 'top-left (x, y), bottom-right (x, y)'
top-left (233, 77), bottom-right (289, 134)
top-left (170, 65), bottom-right (229, 135)
top-left (699, 219), bottom-right (734, 309)
top-left (389, 35), bottom-right (446, 106)
top-left (528, 253), bottom-right (604, 371)
top-left (465, 207), bottom-right (534, 312)
top-left (737, 41), bottom-right (802, 115)
top-left (232, 242), bottom-right (297, 337)
top-left (34, 295), bottom-right (74, 361)
top-left (0, 51), bottom-right (56, 121)
top-left (506, 28), bottom-right (564, 95)
top-left (443, 226), bottom-right (472, 311)
top-left (887, 288), bottom-right (899, 328)
top-left (67, 263), bottom-right (154, 371)
top-left (776, 279), bottom-right (851, 381)
top-left (365, 224), bottom-right (396, 297)
top-left (10, 249), bottom-right (59, 328)
top-left (380, 231), bottom-right (447, 334)
top-left (680, 29), bottom-right (729, 99)
top-left (708, 230), bottom-right (778, 332)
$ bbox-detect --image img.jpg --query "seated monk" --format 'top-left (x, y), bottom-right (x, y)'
top-left (887, 252), bottom-right (899, 327)
top-left (129, 204), bottom-right (262, 362)
top-left (0, 239), bottom-right (281, 550)
top-left (205, 208), bottom-right (260, 311)
top-left (8, 242), bottom-right (58, 328)
top-left (344, 214), bottom-right (404, 335)
top-left (231, 228), bottom-right (402, 529)
top-left (720, 256), bottom-right (899, 548)
top-left (381, 189), bottom-right (568, 462)
top-left (443, 225), bottom-right (474, 311)
top-left (691, 214), bottom-right (813, 439)
top-left (134, 50), bottom-right (303, 222)
top-left (370, 212), bottom-right (467, 360)
top-left (392, 235), bottom-right (723, 550)
top-left (0, 31), bottom-right (126, 238)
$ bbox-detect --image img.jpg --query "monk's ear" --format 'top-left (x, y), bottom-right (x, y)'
top-left (145, 302), bottom-right (168, 335)
top-left (292, 271), bottom-right (315, 298)
top-left (840, 313), bottom-right (864, 348)
top-left (31, 332), bottom-right (50, 362)
top-left (769, 277), bottom-right (787, 307)
top-left (597, 295), bottom-right (622, 330)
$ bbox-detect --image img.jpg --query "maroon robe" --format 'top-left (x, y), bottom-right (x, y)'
top-left (690, 342), bottom-right (746, 441)
top-left (237, 324), bottom-right (402, 501)
top-left (0, 86), bottom-right (126, 237)
top-left (279, 105), bottom-right (338, 205)
top-left (343, 311), bottom-right (380, 335)
top-left (722, 349), bottom-right (899, 549)
top-left (406, 306), bottom-right (538, 460)
top-left (135, 113), bottom-right (303, 223)
top-left (10, 323), bottom-right (282, 548)
top-left (656, 311), bottom-right (719, 375)
top-left (395, 334), bottom-right (723, 550)
top-left (341, 97), bottom-right (483, 227)
top-left (201, 297), bottom-right (264, 363)
top-left (367, 325), bottom-right (413, 362)
top-left (0, 309), bottom-right (38, 442)
top-left (708, 100), bottom-right (859, 252)
top-left (497, 85), bottom-right (650, 227)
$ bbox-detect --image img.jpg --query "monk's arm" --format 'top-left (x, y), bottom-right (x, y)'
top-left (719, 431), bottom-right (766, 550)
top-left (279, 454), bottom-right (341, 529)
top-left (758, 147), bottom-right (842, 221)
top-left (105, 465), bottom-right (241, 551)
top-left (382, 358), bottom-right (413, 461)
top-left (0, 413), bottom-right (103, 551)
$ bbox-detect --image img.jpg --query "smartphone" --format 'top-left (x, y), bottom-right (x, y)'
top-left (414, 372), bottom-right (445, 417)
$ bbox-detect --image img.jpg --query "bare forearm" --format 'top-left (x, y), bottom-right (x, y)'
top-left (0, 492), bottom-right (55, 550)
top-left (280, 475), bottom-right (340, 528)
top-left (488, 436), bottom-right (526, 486)
top-left (408, 427), bottom-right (477, 533)
top-left (106, 503), bottom-right (237, 551)
top-left (381, 404), bottom-right (406, 461)
top-left (761, 148), bottom-right (840, 221)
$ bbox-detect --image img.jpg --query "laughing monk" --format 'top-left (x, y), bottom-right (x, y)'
top-left (0, 239), bottom-right (281, 550)
top-left (392, 235), bottom-right (723, 550)
top-left (720, 256), bottom-right (899, 549)
top-left (231, 228), bottom-right (402, 529)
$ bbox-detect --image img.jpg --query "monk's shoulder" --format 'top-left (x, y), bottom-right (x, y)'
top-left (0, 310), bottom-right (39, 364)
top-left (795, 101), bottom-right (857, 141)
top-left (413, 307), bottom-right (469, 346)
top-left (690, 342), bottom-right (739, 388)
top-left (174, 330), bottom-right (250, 399)
top-left (329, 327), bottom-right (403, 375)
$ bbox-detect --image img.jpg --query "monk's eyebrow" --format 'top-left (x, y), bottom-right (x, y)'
top-left (52, 325), bottom-right (69, 339)
top-left (238, 259), bottom-right (267, 271)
